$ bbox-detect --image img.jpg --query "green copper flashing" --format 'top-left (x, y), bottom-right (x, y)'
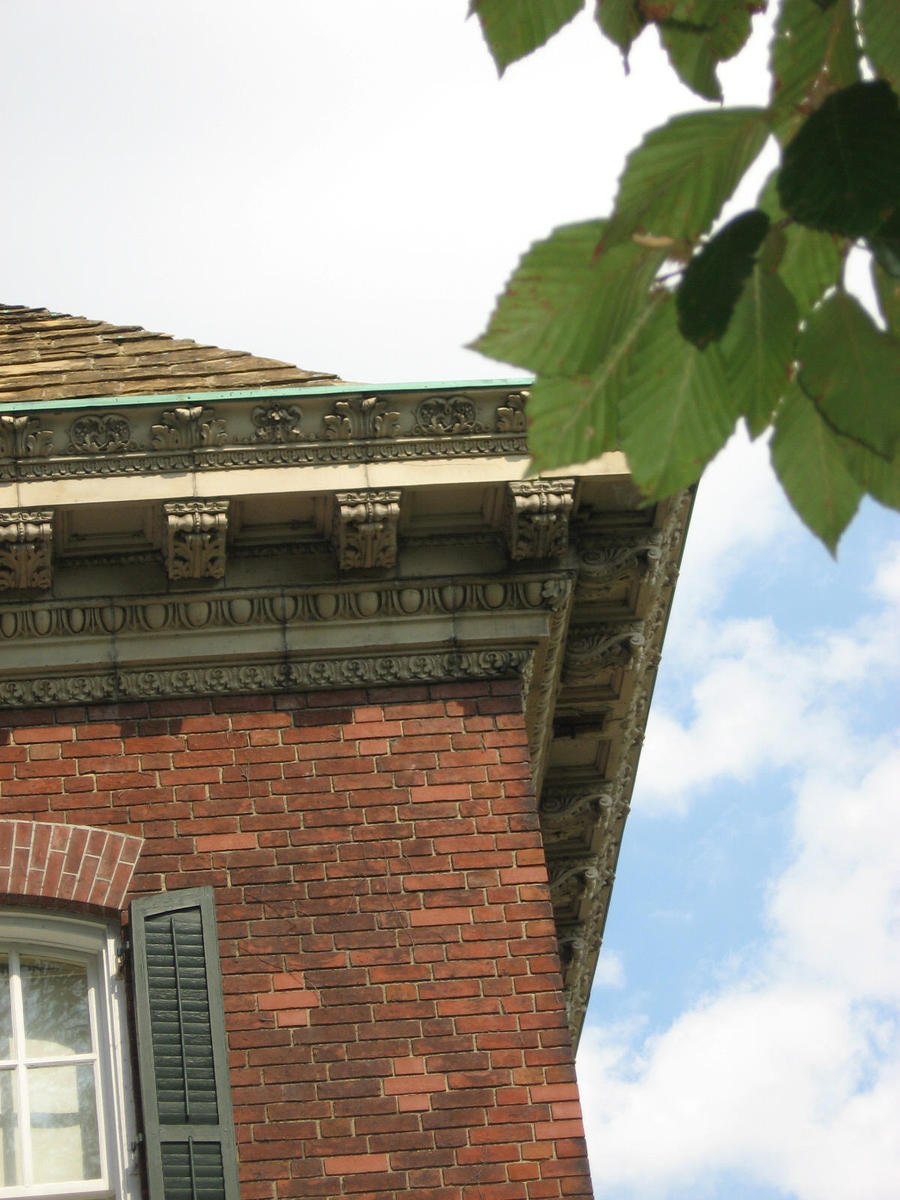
top-left (0, 377), bottom-right (533, 416)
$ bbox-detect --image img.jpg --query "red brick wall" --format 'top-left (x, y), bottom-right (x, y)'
top-left (0, 682), bottom-right (593, 1199)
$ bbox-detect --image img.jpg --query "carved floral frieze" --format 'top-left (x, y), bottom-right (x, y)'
top-left (68, 413), bottom-right (133, 454)
top-left (0, 414), bottom-right (53, 460)
top-left (151, 405), bottom-right (228, 451)
top-left (322, 395), bottom-right (399, 441)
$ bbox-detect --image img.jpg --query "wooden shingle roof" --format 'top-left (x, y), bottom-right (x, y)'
top-left (0, 305), bottom-right (339, 404)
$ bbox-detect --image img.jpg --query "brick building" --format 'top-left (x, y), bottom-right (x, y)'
top-left (0, 305), bottom-right (690, 1200)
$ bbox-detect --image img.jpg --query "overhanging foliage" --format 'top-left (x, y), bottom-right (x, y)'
top-left (469, 0), bottom-right (900, 552)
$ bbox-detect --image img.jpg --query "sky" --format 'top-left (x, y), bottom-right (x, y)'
top-left (2, 3), bottom-right (898, 1197)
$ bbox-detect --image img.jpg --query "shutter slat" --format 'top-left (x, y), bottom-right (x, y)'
top-left (131, 888), bottom-right (239, 1200)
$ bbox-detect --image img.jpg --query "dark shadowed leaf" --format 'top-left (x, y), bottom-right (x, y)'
top-left (595, 0), bottom-right (645, 57)
top-left (771, 383), bottom-right (863, 553)
top-left (872, 259), bottom-right (900, 335)
top-left (769, 0), bottom-right (859, 143)
top-left (618, 296), bottom-right (740, 496)
top-left (778, 81), bottom-right (900, 239)
top-left (527, 292), bottom-right (665, 471)
top-left (677, 210), bottom-right (770, 347)
top-left (471, 220), bottom-right (664, 375)
top-left (798, 292), bottom-right (900, 459)
top-left (721, 257), bottom-right (798, 437)
top-left (858, 0), bottom-right (900, 92)
top-left (471, 0), bottom-right (583, 73)
top-left (603, 108), bottom-right (770, 248)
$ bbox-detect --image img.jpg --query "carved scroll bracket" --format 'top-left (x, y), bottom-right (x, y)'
top-left (164, 500), bottom-right (229, 581)
top-left (505, 479), bottom-right (575, 561)
top-left (332, 490), bottom-right (401, 571)
top-left (0, 510), bottom-right (53, 591)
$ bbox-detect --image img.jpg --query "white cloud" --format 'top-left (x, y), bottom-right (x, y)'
top-left (579, 554), bottom-right (900, 1199)
top-left (593, 949), bottom-right (627, 990)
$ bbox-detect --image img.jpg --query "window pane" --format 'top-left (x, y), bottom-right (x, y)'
top-left (28, 1063), bottom-right (101, 1184)
top-left (0, 958), bottom-right (11, 1059)
top-left (0, 1070), bottom-right (20, 1187)
top-left (21, 956), bottom-right (92, 1057)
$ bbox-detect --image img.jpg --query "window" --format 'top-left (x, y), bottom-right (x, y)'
top-left (0, 914), bottom-right (136, 1200)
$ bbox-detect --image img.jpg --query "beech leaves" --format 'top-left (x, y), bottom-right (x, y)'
top-left (471, 0), bottom-right (900, 552)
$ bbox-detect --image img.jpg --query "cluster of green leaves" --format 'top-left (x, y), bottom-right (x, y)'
top-left (470, 0), bottom-right (900, 551)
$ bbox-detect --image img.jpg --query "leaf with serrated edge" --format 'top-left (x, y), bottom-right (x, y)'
top-left (603, 108), bottom-right (769, 248)
top-left (618, 296), bottom-right (740, 496)
top-left (471, 221), bottom-right (664, 376)
top-left (771, 382), bottom-right (863, 552)
top-left (472, 0), bottom-right (583, 73)
top-left (527, 292), bottom-right (665, 471)
top-left (677, 210), bottom-right (771, 347)
top-left (757, 170), bottom-right (844, 313)
top-left (721, 262), bottom-right (798, 437)
top-left (859, 0), bottom-right (900, 92)
top-left (770, 0), bottom-right (859, 144)
top-left (595, 0), bottom-right (645, 56)
top-left (838, 436), bottom-right (900, 510)
top-left (798, 292), bottom-right (900, 458)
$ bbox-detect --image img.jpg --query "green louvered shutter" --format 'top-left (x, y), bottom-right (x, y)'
top-left (130, 888), bottom-right (239, 1200)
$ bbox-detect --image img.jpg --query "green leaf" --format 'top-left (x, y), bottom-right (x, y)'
top-left (869, 209), bottom-right (900, 280)
top-left (757, 170), bottom-right (845, 314)
top-left (769, 0), bottom-right (860, 144)
top-left (471, 220), bottom-right (665, 375)
top-left (618, 296), bottom-right (740, 496)
top-left (471, 0), bottom-right (583, 73)
top-left (858, 0), bottom-right (900, 92)
top-left (798, 292), bottom-right (900, 459)
top-left (527, 291), bottom-right (665, 471)
top-left (770, 382), bottom-right (863, 553)
top-left (603, 107), bottom-right (770, 248)
top-left (595, 0), bottom-right (645, 57)
top-left (872, 258), bottom-right (900, 335)
top-left (838, 436), bottom-right (900, 510)
top-left (659, 3), bottom-right (753, 102)
top-left (676, 210), bottom-right (770, 347)
top-left (777, 80), bottom-right (900, 239)
top-left (720, 259), bottom-right (799, 437)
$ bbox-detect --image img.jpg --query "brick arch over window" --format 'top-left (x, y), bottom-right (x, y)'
top-left (0, 818), bottom-right (143, 910)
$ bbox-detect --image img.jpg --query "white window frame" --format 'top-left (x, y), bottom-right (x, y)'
top-left (0, 912), bottom-right (138, 1200)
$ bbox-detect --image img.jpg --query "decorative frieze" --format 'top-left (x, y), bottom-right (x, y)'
top-left (151, 405), bottom-right (228, 451)
top-left (414, 395), bottom-right (481, 436)
top-left (322, 395), bottom-right (399, 441)
top-left (163, 500), bottom-right (229, 581)
top-left (495, 391), bottom-right (527, 433)
top-left (0, 414), bottom-right (53, 460)
top-left (505, 479), bottom-right (575, 561)
top-left (575, 531), bottom-right (661, 603)
top-left (0, 510), bottom-right (53, 591)
top-left (68, 413), bottom-right (133, 454)
top-left (332, 490), bottom-right (401, 571)
top-left (252, 402), bottom-right (302, 443)
top-left (0, 647), bottom-right (531, 708)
